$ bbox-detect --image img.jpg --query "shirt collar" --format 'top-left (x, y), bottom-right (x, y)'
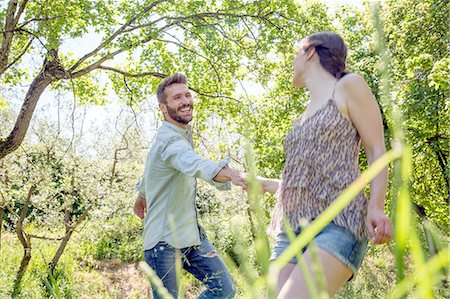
top-left (162, 121), bottom-right (192, 137)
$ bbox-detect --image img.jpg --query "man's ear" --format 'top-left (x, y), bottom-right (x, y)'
top-left (159, 103), bottom-right (167, 113)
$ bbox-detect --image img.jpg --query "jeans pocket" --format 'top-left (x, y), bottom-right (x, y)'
top-left (157, 241), bottom-right (172, 250)
top-left (144, 249), bottom-right (156, 268)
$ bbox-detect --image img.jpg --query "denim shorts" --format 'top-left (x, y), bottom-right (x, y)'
top-left (270, 222), bottom-right (368, 275)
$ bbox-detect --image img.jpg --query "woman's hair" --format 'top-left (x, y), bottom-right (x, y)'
top-left (305, 32), bottom-right (348, 79)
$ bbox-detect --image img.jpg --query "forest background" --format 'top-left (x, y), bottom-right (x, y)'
top-left (0, 0), bottom-right (448, 298)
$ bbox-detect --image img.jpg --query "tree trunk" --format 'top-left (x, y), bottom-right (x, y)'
top-left (413, 202), bottom-right (438, 256)
top-left (48, 169), bottom-right (89, 271)
top-left (49, 208), bottom-right (89, 271)
top-left (12, 239), bottom-right (31, 298)
top-left (12, 185), bottom-right (35, 297)
top-left (0, 73), bottom-right (52, 159)
top-left (0, 205), bottom-right (4, 251)
top-left (0, 49), bottom-right (67, 160)
top-left (246, 201), bottom-right (256, 241)
top-left (12, 240), bottom-right (31, 298)
top-left (110, 147), bottom-right (126, 186)
top-left (110, 148), bottom-right (119, 186)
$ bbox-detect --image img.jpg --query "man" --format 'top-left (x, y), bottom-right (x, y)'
top-left (133, 73), bottom-right (246, 299)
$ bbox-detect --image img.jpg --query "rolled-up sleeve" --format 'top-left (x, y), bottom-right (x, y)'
top-left (135, 178), bottom-right (146, 198)
top-left (209, 158), bottom-right (231, 190)
top-left (161, 137), bottom-right (231, 190)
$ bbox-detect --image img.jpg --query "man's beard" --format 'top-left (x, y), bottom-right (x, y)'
top-left (167, 104), bottom-right (193, 124)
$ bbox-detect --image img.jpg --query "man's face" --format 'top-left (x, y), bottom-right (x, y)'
top-left (161, 83), bottom-right (194, 126)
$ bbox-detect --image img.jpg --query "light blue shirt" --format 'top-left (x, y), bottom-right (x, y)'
top-left (137, 121), bottom-right (230, 250)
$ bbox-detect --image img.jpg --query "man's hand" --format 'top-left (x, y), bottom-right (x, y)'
top-left (213, 166), bottom-right (247, 191)
top-left (133, 195), bottom-right (147, 219)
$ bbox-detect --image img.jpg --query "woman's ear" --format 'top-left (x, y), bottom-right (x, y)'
top-left (306, 47), bottom-right (316, 61)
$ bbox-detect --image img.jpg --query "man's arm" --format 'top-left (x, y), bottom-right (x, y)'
top-left (133, 194), bottom-right (146, 219)
top-left (162, 137), bottom-right (247, 189)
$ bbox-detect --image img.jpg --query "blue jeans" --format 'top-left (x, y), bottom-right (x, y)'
top-left (144, 234), bottom-right (236, 299)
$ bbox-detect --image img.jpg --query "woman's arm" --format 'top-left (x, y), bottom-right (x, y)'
top-left (257, 177), bottom-right (281, 194)
top-left (342, 74), bottom-right (392, 245)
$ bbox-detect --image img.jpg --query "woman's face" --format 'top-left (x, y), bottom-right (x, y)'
top-left (292, 40), bottom-right (311, 88)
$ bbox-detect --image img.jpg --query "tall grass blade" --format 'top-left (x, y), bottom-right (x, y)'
top-left (139, 261), bottom-right (174, 299)
top-left (284, 220), bottom-right (321, 299)
top-left (388, 248), bottom-right (450, 299)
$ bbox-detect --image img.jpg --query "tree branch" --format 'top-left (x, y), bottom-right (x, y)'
top-left (0, 0), bottom-right (30, 74)
top-left (97, 65), bottom-right (165, 78)
top-left (69, 49), bottom-right (124, 78)
top-left (28, 234), bottom-right (64, 241)
top-left (0, 50), bottom-right (67, 160)
top-left (3, 37), bottom-right (34, 72)
top-left (16, 184), bottom-right (35, 249)
top-left (97, 65), bottom-right (241, 103)
top-left (121, 10), bottom-right (264, 34)
top-left (49, 206), bottom-right (90, 270)
top-left (69, 6), bottom-right (278, 77)
top-left (154, 34), bottom-right (223, 81)
top-left (68, 0), bottom-right (168, 73)
top-left (189, 87), bottom-right (242, 103)
top-left (0, 0), bottom-right (20, 73)
top-left (12, 0), bottom-right (29, 29)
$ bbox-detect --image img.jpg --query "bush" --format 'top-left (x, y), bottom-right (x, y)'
top-left (91, 214), bottom-right (144, 262)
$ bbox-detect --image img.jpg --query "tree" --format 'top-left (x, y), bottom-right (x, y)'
top-left (0, 0), bottom-right (304, 160)
top-left (375, 0), bottom-right (448, 229)
top-left (0, 100), bottom-right (151, 295)
top-left (0, 119), bottom-right (102, 294)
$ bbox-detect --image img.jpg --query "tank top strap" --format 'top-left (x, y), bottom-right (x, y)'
top-left (331, 80), bottom-right (338, 100)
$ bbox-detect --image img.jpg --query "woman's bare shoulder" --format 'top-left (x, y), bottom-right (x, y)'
top-left (339, 73), bottom-right (368, 88)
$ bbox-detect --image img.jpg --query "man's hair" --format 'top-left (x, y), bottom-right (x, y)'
top-left (156, 73), bottom-right (188, 103)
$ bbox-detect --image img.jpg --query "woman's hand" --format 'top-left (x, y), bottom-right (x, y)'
top-left (256, 177), bottom-right (280, 195)
top-left (366, 207), bottom-right (392, 244)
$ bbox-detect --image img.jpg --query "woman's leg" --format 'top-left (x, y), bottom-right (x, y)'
top-left (275, 263), bottom-right (296, 296)
top-left (277, 248), bottom-right (352, 299)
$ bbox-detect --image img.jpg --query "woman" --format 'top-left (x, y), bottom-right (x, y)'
top-left (259, 32), bottom-right (392, 298)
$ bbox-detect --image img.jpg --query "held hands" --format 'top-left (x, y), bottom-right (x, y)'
top-left (133, 195), bottom-right (147, 219)
top-left (214, 166), bottom-right (248, 191)
top-left (257, 177), bottom-right (280, 194)
top-left (246, 176), bottom-right (279, 194)
top-left (239, 175), bottom-right (280, 195)
top-left (366, 207), bottom-right (392, 244)
top-left (230, 170), bottom-right (248, 191)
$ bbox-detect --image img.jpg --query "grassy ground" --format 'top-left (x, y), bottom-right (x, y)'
top-left (1, 230), bottom-right (447, 298)
top-left (75, 260), bottom-right (149, 299)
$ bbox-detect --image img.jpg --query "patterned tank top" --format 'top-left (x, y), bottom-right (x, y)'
top-left (268, 95), bottom-right (368, 241)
